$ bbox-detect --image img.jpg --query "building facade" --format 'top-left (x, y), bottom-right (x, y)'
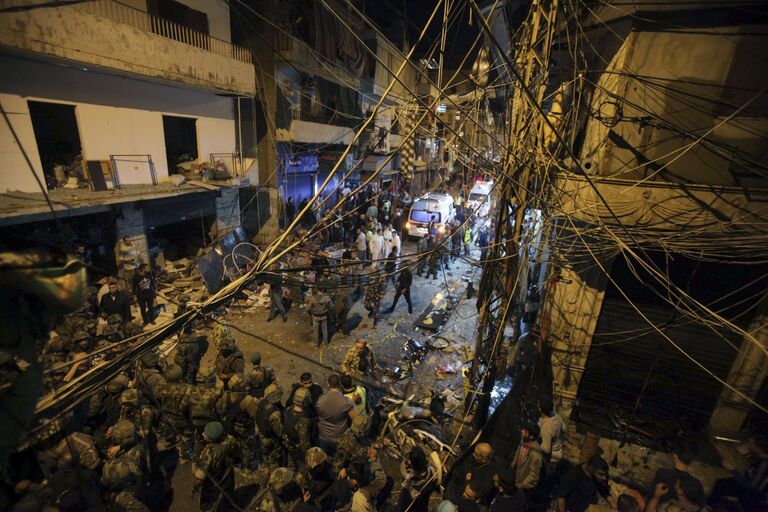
top-left (0, 0), bottom-right (260, 272)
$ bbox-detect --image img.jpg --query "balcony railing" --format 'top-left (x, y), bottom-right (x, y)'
top-left (76, 0), bottom-right (252, 63)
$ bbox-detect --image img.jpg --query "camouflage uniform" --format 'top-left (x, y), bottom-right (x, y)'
top-left (39, 431), bottom-right (102, 474)
top-left (175, 334), bottom-right (203, 384)
top-left (300, 447), bottom-right (335, 507)
top-left (192, 421), bottom-right (241, 512)
top-left (245, 352), bottom-right (276, 398)
top-left (334, 413), bottom-right (373, 474)
top-left (214, 337), bottom-right (244, 390)
top-left (282, 386), bottom-right (313, 470)
top-left (185, 384), bottom-right (221, 453)
top-left (250, 467), bottom-right (303, 512)
top-left (210, 322), bottom-right (232, 352)
top-left (213, 386), bottom-right (259, 468)
top-left (136, 351), bottom-right (164, 403)
top-left (155, 365), bottom-right (191, 451)
top-left (253, 384), bottom-right (285, 484)
top-left (88, 374), bottom-right (129, 446)
top-left (364, 274), bottom-right (384, 326)
top-left (341, 344), bottom-right (376, 380)
top-left (101, 419), bottom-right (149, 512)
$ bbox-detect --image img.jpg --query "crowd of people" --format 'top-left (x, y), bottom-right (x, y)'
top-left (9, 178), bottom-right (767, 512)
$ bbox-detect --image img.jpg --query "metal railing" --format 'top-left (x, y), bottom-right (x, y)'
top-left (109, 155), bottom-right (158, 188)
top-left (77, 0), bottom-right (252, 63)
top-left (210, 153), bottom-right (242, 177)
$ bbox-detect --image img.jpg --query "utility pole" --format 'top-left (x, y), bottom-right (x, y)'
top-left (467, 0), bottom-right (560, 424)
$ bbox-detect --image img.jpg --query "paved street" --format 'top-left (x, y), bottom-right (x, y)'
top-left (169, 240), bottom-right (482, 510)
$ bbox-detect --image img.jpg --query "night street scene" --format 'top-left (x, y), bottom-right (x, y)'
top-left (1, 0), bottom-right (767, 511)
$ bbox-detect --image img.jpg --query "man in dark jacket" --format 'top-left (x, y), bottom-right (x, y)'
top-left (386, 267), bottom-right (413, 314)
top-left (100, 277), bottom-right (131, 323)
top-left (132, 263), bottom-right (156, 325)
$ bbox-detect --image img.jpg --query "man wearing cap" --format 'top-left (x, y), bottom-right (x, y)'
top-left (254, 384), bottom-right (285, 477)
top-left (511, 422), bottom-right (543, 493)
top-left (246, 352), bottom-right (276, 398)
top-left (283, 386), bottom-right (313, 470)
top-left (192, 421), bottom-right (241, 511)
top-left (214, 336), bottom-right (244, 390)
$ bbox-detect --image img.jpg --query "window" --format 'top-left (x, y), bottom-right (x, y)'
top-left (27, 101), bottom-right (82, 190)
top-left (162, 115), bottom-right (198, 174)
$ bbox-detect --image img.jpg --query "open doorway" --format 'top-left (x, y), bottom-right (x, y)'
top-left (162, 115), bottom-right (197, 174)
top-left (28, 101), bottom-right (83, 190)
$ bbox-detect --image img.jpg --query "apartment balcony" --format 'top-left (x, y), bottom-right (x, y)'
top-left (0, 0), bottom-right (255, 96)
top-left (269, 28), bottom-right (361, 91)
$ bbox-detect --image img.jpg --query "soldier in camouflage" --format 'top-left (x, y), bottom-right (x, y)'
top-left (185, 382), bottom-right (221, 454)
top-left (341, 339), bottom-right (376, 381)
top-left (335, 415), bottom-right (376, 481)
top-left (282, 386), bottom-right (313, 470)
top-left (175, 333), bottom-right (203, 384)
top-left (192, 421), bottom-right (241, 512)
top-left (301, 446), bottom-right (335, 509)
top-left (245, 351), bottom-right (276, 398)
top-left (210, 322), bottom-right (232, 352)
top-left (154, 363), bottom-right (191, 453)
top-left (214, 336), bottom-right (244, 390)
top-left (213, 374), bottom-right (259, 468)
top-left (363, 267), bottom-right (385, 327)
top-left (250, 467), bottom-right (303, 512)
top-left (253, 383), bottom-right (285, 485)
top-left (88, 373), bottom-right (129, 448)
top-left (135, 351), bottom-right (164, 403)
top-left (101, 419), bottom-right (149, 512)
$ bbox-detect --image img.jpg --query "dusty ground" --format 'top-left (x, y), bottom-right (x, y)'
top-left (168, 239), bottom-right (482, 510)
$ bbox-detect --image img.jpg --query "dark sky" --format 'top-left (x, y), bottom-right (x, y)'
top-left (360, 0), bottom-right (480, 69)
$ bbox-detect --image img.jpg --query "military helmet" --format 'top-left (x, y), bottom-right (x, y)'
top-left (268, 467), bottom-right (295, 492)
top-left (305, 447), bottom-right (328, 469)
top-left (72, 331), bottom-right (90, 342)
top-left (250, 351), bottom-right (262, 365)
top-left (102, 459), bottom-right (133, 489)
top-left (163, 364), bottom-right (183, 383)
top-left (292, 386), bottom-right (310, 408)
top-left (204, 421), bottom-right (225, 442)
top-left (106, 374), bottom-right (129, 394)
top-left (219, 336), bottom-right (235, 350)
top-left (139, 351), bottom-right (158, 368)
top-left (112, 419), bottom-right (136, 447)
top-left (107, 314), bottom-right (123, 325)
top-left (264, 383), bottom-right (283, 403)
top-left (350, 412), bottom-right (372, 437)
top-left (120, 389), bottom-right (139, 407)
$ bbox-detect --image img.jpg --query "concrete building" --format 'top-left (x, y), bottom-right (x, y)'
top-left (0, 0), bottom-right (263, 274)
top-left (230, 0), bottom-right (420, 238)
top-left (535, 1), bottom-right (768, 440)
